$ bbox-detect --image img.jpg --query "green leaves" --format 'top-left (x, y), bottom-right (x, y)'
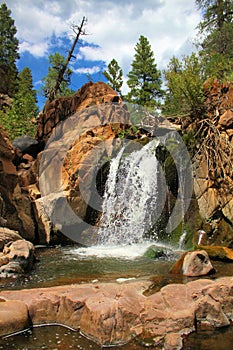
top-left (195, 0), bottom-right (233, 80)
top-left (163, 53), bottom-right (206, 117)
top-left (0, 67), bottom-right (38, 139)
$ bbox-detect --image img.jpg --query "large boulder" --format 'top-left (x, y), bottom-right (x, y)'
top-left (182, 250), bottom-right (214, 277)
top-left (0, 227), bottom-right (22, 250)
top-left (0, 299), bottom-right (30, 337)
top-left (0, 239), bottom-right (35, 276)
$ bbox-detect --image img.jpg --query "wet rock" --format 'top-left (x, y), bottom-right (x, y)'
top-left (0, 278), bottom-right (232, 346)
top-left (0, 299), bottom-right (30, 337)
top-left (182, 250), bottom-right (215, 277)
top-left (0, 239), bottom-right (35, 276)
top-left (164, 332), bottom-right (183, 350)
top-left (0, 227), bottom-right (22, 250)
top-left (198, 245), bottom-right (233, 261)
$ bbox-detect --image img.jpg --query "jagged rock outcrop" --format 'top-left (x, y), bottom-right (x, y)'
top-left (192, 81), bottom-right (233, 247)
top-left (36, 81), bottom-right (122, 147)
top-left (0, 277), bottom-right (232, 349)
top-left (0, 127), bottom-right (36, 241)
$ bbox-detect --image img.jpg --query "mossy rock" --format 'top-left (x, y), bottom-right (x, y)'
top-left (143, 245), bottom-right (173, 259)
top-left (198, 245), bottom-right (233, 261)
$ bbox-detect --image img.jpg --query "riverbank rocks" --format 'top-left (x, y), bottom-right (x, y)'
top-left (0, 239), bottom-right (35, 276)
top-left (182, 250), bottom-right (214, 277)
top-left (0, 277), bottom-right (232, 349)
top-left (0, 299), bottom-right (30, 337)
top-left (0, 227), bottom-right (22, 250)
top-left (198, 245), bottom-right (233, 261)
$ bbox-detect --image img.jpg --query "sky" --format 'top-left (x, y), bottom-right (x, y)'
top-left (3, 0), bottom-right (202, 110)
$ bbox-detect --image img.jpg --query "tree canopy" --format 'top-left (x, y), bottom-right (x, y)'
top-left (0, 3), bottom-right (19, 96)
top-left (0, 67), bottom-right (38, 139)
top-left (196, 0), bottom-right (233, 79)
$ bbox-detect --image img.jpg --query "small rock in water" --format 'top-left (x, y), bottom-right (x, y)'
top-left (182, 250), bottom-right (215, 277)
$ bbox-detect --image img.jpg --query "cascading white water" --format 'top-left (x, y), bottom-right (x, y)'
top-left (97, 139), bottom-right (162, 245)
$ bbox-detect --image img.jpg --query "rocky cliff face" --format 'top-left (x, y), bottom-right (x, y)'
top-left (0, 82), bottom-right (130, 244)
top-left (0, 127), bottom-right (36, 240)
top-left (192, 81), bottom-right (233, 247)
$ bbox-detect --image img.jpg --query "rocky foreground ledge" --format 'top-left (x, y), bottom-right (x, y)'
top-left (0, 277), bottom-right (232, 350)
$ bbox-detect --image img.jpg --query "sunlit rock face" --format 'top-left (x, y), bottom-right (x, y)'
top-left (36, 81), bottom-right (122, 147)
top-left (0, 277), bottom-right (233, 347)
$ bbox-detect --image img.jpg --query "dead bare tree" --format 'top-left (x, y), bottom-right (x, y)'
top-left (49, 16), bottom-right (87, 101)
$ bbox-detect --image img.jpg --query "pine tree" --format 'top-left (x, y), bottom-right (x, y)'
top-left (196, 0), bottom-right (233, 79)
top-left (126, 35), bottom-right (163, 108)
top-left (41, 53), bottom-right (74, 99)
top-left (103, 59), bottom-right (123, 96)
top-left (0, 3), bottom-right (19, 96)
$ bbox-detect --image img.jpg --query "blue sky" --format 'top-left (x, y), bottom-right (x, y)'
top-left (3, 0), bottom-right (201, 110)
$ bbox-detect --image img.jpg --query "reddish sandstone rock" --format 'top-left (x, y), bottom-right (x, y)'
top-left (36, 82), bottom-right (122, 146)
top-left (0, 299), bottom-right (30, 337)
top-left (198, 245), bottom-right (233, 261)
top-left (219, 109), bottom-right (233, 129)
top-left (0, 239), bottom-right (35, 275)
top-left (0, 278), bottom-right (232, 348)
top-left (182, 250), bottom-right (214, 277)
top-left (0, 127), bottom-right (36, 241)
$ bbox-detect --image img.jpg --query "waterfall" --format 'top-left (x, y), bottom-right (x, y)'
top-left (97, 139), bottom-right (163, 245)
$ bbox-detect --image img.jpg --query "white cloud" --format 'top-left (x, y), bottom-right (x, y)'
top-left (73, 65), bottom-right (102, 75)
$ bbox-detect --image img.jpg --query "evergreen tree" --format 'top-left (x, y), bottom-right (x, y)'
top-left (126, 35), bottom-right (163, 108)
top-left (41, 53), bottom-right (74, 99)
top-left (0, 67), bottom-right (38, 139)
top-left (103, 59), bottom-right (123, 96)
top-left (0, 3), bottom-right (19, 96)
top-left (196, 0), bottom-right (233, 79)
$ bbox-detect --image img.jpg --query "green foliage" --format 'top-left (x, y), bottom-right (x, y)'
top-left (41, 53), bottom-right (74, 98)
top-left (195, 0), bottom-right (233, 80)
top-left (126, 35), bottom-right (163, 108)
top-left (163, 53), bottom-right (206, 117)
top-left (0, 3), bottom-right (19, 96)
top-left (0, 67), bottom-right (38, 139)
top-left (103, 58), bottom-right (123, 96)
